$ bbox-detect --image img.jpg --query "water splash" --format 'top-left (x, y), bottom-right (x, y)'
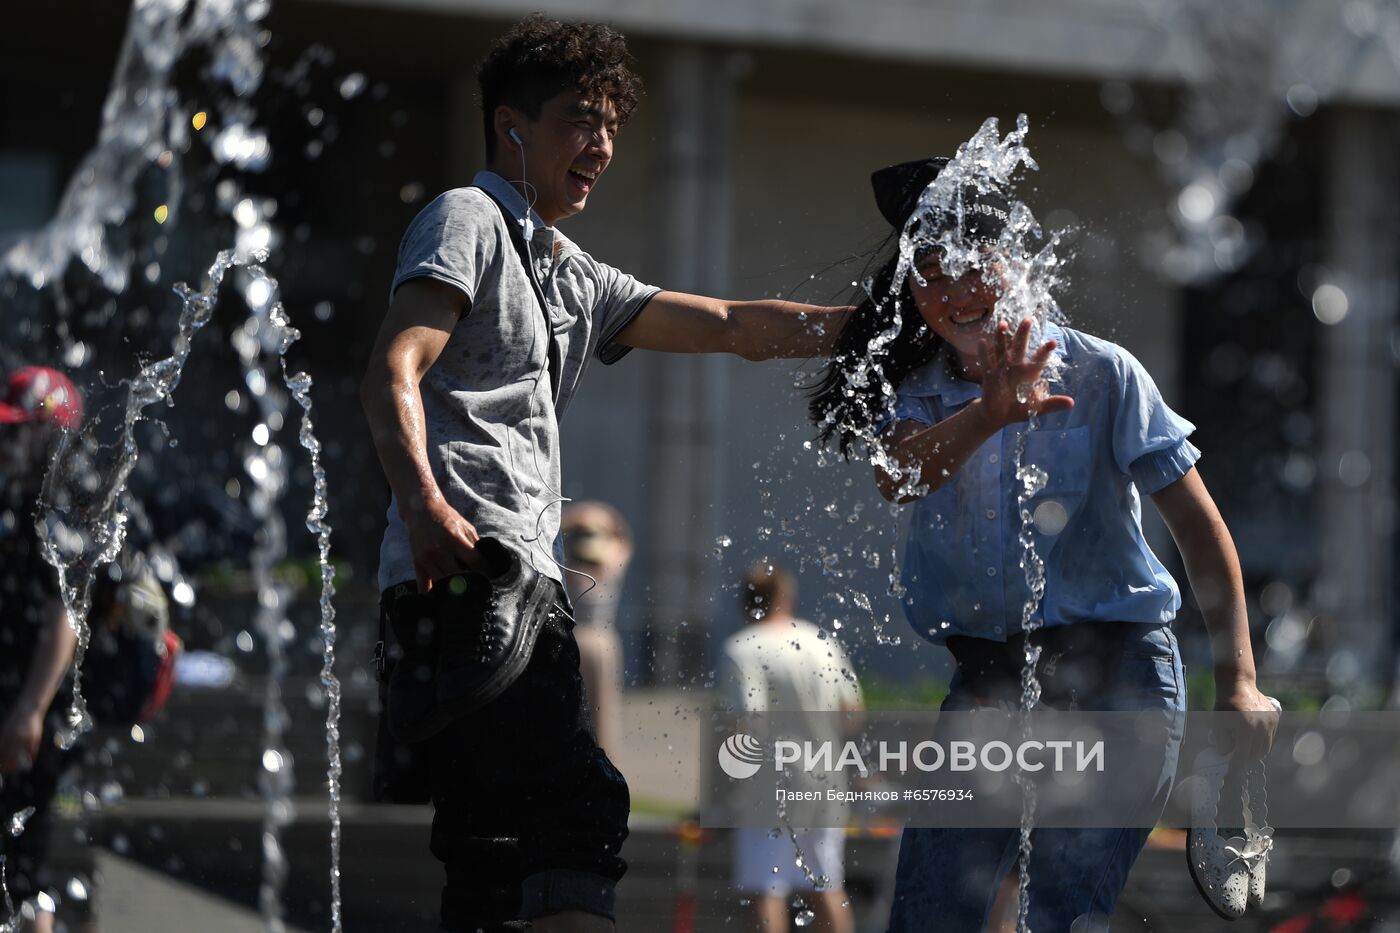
top-left (1012, 416), bottom-right (1051, 933)
top-left (816, 114), bottom-right (1066, 487)
top-left (894, 114), bottom-right (1066, 373)
top-left (880, 116), bottom-right (1067, 933)
top-left (0, 0), bottom-right (268, 297)
top-left (37, 252), bottom-right (242, 752)
top-left (286, 370), bottom-right (344, 933)
top-left (0, 855), bottom-right (14, 933)
top-left (5, 809), bottom-right (36, 840)
top-left (1, 809), bottom-right (40, 929)
top-left (4, 1), bottom-right (347, 928)
top-left (27, 250), bottom-right (340, 933)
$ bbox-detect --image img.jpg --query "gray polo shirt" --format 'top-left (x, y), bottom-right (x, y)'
top-left (377, 171), bottom-right (659, 589)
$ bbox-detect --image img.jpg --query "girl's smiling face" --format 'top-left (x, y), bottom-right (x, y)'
top-left (909, 250), bottom-right (1001, 377)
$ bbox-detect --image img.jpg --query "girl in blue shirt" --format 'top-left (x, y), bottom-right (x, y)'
top-left (809, 157), bottom-right (1278, 930)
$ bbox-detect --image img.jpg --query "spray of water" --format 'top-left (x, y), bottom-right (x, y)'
top-left (1011, 425), bottom-right (1051, 932)
top-left (1, 2), bottom-right (345, 929)
top-left (0, 807), bottom-right (41, 932)
top-left (0, 863), bottom-right (11, 933)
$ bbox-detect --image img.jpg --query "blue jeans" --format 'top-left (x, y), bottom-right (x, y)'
top-left (886, 623), bottom-right (1186, 933)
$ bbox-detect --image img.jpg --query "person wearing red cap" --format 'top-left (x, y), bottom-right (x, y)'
top-left (0, 365), bottom-right (84, 933)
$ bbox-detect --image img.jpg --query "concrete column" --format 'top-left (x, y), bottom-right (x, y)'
top-left (641, 44), bottom-right (736, 685)
top-left (1316, 108), bottom-right (1400, 705)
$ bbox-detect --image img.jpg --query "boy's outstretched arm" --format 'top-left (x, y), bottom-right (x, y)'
top-left (1152, 468), bottom-right (1278, 757)
top-left (613, 291), bottom-right (853, 360)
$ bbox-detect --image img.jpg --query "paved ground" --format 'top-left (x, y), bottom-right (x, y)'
top-left (610, 687), bottom-right (710, 812)
top-left (19, 686), bottom-right (1400, 931)
top-left (95, 852), bottom-right (313, 933)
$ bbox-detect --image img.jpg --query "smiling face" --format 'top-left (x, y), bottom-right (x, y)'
top-left (493, 90), bottom-right (618, 226)
top-left (908, 250), bottom-right (1003, 379)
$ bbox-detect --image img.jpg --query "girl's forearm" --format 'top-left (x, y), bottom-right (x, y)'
top-left (1175, 515), bottom-right (1257, 690)
top-left (877, 399), bottom-right (1001, 502)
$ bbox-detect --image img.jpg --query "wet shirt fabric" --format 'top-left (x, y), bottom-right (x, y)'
top-left (377, 171), bottom-right (660, 589)
top-left (888, 324), bottom-right (1200, 644)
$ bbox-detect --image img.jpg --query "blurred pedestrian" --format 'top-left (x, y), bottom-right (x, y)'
top-left (718, 562), bottom-right (862, 933)
top-left (560, 501), bottom-right (633, 760)
top-left (0, 366), bottom-right (83, 933)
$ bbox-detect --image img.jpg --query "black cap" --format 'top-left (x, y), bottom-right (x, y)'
top-left (871, 157), bottom-right (1011, 242)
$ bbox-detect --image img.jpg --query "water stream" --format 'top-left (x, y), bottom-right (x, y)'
top-left (809, 114), bottom-right (1068, 931)
top-left (1, 2), bottom-right (344, 930)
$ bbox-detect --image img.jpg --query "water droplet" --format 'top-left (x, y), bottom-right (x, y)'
top-left (338, 72), bottom-right (367, 99)
top-left (8, 807), bottom-right (36, 837)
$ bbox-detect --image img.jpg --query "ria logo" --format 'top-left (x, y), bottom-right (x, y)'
top-left (718, 733), bottom-right (765, 780)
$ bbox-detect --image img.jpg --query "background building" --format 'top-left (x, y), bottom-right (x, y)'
top-left (3, 0), bottom-right (1399, 701)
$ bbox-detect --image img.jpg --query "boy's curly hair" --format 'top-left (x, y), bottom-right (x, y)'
top-left (477, 15), bottom-right (643, 157)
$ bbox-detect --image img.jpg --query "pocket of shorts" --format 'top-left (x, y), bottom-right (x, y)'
top-left (1119, 625), bottom-right (1177, 661)
top-left (1109, 626), bottom-right (1183, 709)
top-left (1097, 655), bottom-right (1181, 712)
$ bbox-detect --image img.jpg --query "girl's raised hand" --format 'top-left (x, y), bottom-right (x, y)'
top-left (975, 317), bottom-right (1075, 428)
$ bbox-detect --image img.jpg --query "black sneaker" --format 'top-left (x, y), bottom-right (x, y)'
top-left (387, 538), bottom-right (561, 743)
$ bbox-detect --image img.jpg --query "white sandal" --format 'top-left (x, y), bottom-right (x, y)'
top-left (1185, 697), bottom-right (1279, 921)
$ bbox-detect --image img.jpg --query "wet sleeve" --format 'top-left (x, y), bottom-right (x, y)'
top-left (590, 260), bottom-right (661, 365)
top-left (874, 393), bottom-right (936, 437)
top-left (389, 189), bottom-right (496, 306)
top-left (1110, 348), bottom-right (1202, 494)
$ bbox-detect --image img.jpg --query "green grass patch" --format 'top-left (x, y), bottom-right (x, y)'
top-left (861, 676), bottom-right (950, 711)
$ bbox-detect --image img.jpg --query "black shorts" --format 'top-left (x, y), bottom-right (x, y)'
top-left (379, 579), bottom-right (630, 931)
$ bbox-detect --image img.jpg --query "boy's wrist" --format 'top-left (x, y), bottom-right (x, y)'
top-left (398, 482), bottom-right (446, 521)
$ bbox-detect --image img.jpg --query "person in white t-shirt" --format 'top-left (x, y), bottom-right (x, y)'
top-left (717, 563), bottom-right (862, 933)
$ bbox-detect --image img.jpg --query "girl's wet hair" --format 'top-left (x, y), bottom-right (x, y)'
top-left (807, 237), bottom-right (942, 459)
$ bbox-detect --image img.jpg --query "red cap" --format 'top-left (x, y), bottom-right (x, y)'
top-left (0, 366), bottom-right (84, 430)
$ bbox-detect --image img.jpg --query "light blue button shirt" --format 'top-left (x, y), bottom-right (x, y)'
top-left (889, 325), bottom-right (1201, 644)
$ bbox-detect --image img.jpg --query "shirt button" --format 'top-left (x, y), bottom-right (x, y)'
top-left (985, 509), bottom-right (996, 520)
top-left (986, 567), bottom-right (997, 577)
top-left (989, 454), bottom-right (999, 464)
top-left (993, 625), bottom-right (1004, 635)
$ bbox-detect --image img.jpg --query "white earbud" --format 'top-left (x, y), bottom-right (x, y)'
top-left (507, 127), bottom-right (534, 238)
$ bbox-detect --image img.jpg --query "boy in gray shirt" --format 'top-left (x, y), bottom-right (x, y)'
top-left (360, 15), bottom-right (849, 933)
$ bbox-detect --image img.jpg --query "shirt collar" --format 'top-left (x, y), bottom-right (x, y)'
top-left (900, 322), bottom-right (1069, 404)
top-left (474, 170), bottom-right (550, 238)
